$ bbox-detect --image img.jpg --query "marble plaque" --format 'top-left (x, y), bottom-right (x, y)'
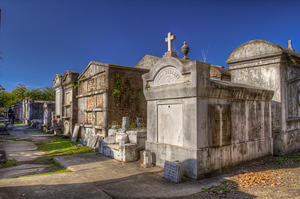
top-left (55, 90), bottom-right (61, 116)
top-left (163, 160), bottom-right (183, 183)
top-left (96, 74), bottom-right (106, 90)
top-left (87, 96), bottom-right (94, 109)
top-left (87, 112), bottom-right (93, 124)
top-left (158, 104), bottom-right (183, 146)
top-left (80, 81), bottom-right (87, 95)
top-left (96, 112), bottom-right (103, 126)
top-left (80, 111), bottom-right (85, 124)
top-left (63, 121), bottom-right (70, 136)
top-left (96, 94), bottom-right (103, 108)
top-left (65, 91), bottom-right (71, 105)
top-left (87, 79), bottom-right (95, 92)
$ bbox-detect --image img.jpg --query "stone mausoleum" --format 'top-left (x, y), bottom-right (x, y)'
top-left (22, 98), bottom-right (54, 125)
top-left (142, 33), bottom-right (274, 179)
top-left (227, 40), bottom-right (300, 155)
top-left (76, 61), bottom-right (148, 147)
top-left (53, 70), bottom-right (79, 136)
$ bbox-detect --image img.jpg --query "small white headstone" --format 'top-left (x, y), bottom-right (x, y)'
top-left (71, 124), bottom-right (80, 142)
top-left (142, 150), bottom-right (152, 168)
top-left (122, 117), bottom-right (129, 130)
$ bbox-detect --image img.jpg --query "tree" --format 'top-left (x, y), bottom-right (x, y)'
top-left (11, 84), bottom-right (28, 101)
top-left (0, 84), bottom-right (55, 108)
top-left (0, 85), bottom-right (5, 91)
top-left (41, 86), bottom-right (55, 101)
top-left (0, 91), bottom-right (10, 107)
top-left (27, 88), bottom-right (42, 100)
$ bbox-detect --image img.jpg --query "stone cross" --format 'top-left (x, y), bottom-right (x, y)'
top-left (165, 32), bottom-right (176, 52)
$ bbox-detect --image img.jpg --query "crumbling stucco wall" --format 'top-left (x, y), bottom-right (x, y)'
top-left (227, 40), bottom-right (300, 155)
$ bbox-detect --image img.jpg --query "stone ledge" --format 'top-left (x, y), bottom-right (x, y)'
top-left (76, 89), bottom-right (107, 98)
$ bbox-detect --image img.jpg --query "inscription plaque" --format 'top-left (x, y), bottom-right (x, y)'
top-left (163, 160), bottom-right (183, 183)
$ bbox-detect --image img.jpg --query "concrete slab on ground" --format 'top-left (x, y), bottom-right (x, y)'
top-left (3, 141), bottom-right (44, 162)
top-left (0, 173), bottom-right (112, 199)
top-left (54, 153), bottom-right (230, 199)
top-left (0, 164), bottom-right (51, 179)
top-left (4, 127), bottom-right (53, 143)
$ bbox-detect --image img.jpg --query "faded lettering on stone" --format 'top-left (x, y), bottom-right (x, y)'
top-left (153, 67), bottom-right (182, 86)
top-left (163, 161), bottom-right (183, 183)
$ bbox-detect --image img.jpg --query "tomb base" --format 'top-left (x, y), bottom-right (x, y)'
top-left (273, 130), bottom-right (300, 155)
top-left (146, 137), bottom-right (273, 179)
top-left (99, 129), bottom-right (147, 162)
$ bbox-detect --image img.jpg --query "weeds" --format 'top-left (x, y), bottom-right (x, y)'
top-left (0, 160), bottom-right (18, 168)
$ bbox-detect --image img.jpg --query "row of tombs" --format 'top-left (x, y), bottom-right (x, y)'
top-left (49, 33), bottom-right (300, 179)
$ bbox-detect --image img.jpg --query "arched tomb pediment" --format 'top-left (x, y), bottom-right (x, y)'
top-left (143, 57), bottom-right (188, 87)
top-left (153, 66), bottom-right (183, 86)
top-left (227, 40), bottom-right (283, 63)
top-left (53, 74), bottom-right (63, 88)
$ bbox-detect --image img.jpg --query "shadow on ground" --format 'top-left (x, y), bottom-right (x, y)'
top-left (0, 171), bottom-right (256, 199)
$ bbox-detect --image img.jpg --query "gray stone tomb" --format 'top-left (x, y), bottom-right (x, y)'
top-left (142, 33), bottom-right (274, 179)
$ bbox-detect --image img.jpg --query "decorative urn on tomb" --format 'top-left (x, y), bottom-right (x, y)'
top-left (181, 41), bottom-right (189, 60)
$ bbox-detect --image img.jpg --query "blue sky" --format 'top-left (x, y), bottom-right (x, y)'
top-left (1, 0), bottom-right (300, 91)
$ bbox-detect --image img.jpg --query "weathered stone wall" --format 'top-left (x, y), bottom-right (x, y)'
top-left (78, 65), bottom-right (107, 138)
top-left (77, 62), bottom-right (147, 147)
top-left (227, 40), bottom-right (300, 155)
top-left (61, 71), bottom-right (79, 136)
top-left (107, 67), bottom-right (147, 128)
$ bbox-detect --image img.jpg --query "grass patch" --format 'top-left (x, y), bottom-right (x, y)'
top-left (0, 123), bottom-right (25, 126)
top-left (202, 181), bottom-right (237, 194)
top-left (14, 123), bottom-right (26, 126)
top-left (40, 130), bottom-right (51, 134)
top-left (22, 169), bottom-right (72, 177)
top-left (2, 169), bottom-right (72, 180)
top-left (273, 151), bottom-right (300, 164)
top-left (4, 138), bottom-right (32, 142)
top-left (35, 137), bottom-right (93, 156)
top-left (0, 160), bottom-right (18, 168)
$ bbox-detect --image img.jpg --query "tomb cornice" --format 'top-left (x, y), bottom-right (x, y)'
top-left (228, 56), bottom-right (282, 71)
top-left (206, 80), bottom-right (274, 101)
top-left (227, 52), bottom-right (283, 65)
top-left (287, 76), bottom-right (300, 84)
top-left (227, 40), bottom-right (283, 64)
top-left (78, 61), bottom-right (148, 80)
